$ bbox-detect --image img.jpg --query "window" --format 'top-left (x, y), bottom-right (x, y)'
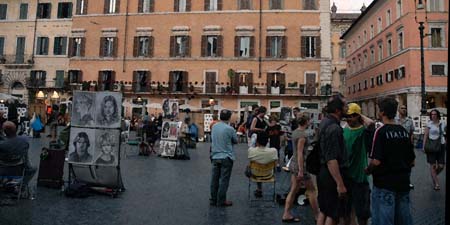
top-left (363, 30), bottom-right (367, 43)
top-left (19, 4), bottom-right (28, 20)
top-left (98, 70), bottom-right (115, 91)
top-left (370, 77), bottom-right (375, 87)
top-left (0, 4), bottom-right (7, 20)
top-left (430, 28), bottom-right (443, 47)
top-left (69, 37), bottom-right (85, 57)
top-left (175, 0), bottom-right (191, 12)
top-left (352, 85), bottom-right (355, 93)
top-left (386, 10), bottom-right (391, 26)
top-left (104, 0), bottom-right (119, 14)
top-left (302, 36), bottom-right (320, 58)
top-left (57, 2), bottom-right (72, 18)
top-left (266, 36), bottom-right (286, 58)
top-left (238, 0), bottom-right (251, 9)
top-left (397, 30), bottom-right (404, 51)
top-left (270, 0), bottom-right (283, 10)
top-left (358, 83), bottom-right (361, 91)
top-left (53, 37), bottom-right (67, 55)
top-left (202, 35), bottom-right (223, 57)
top-left (339, 45), bottom-right (346, 59)
top-left (133, 36), bottom-right (154, 57)
top-left (170, 36), bottom-right (190, 57)
top-left (205, 71), bottom-right (217, 93)
top-left (303, 0), bottom-right (317, 10)
top-left (377, 17), bottom-right (382, 33)
top-left (36, 37), bottom-right (49, 55)
top-left (133, 71), bottom-right (151, 92)
top-left (431, 64), bottom-right (446, 76)
top-left (205, 0), bottom-right (222, 11)
top-left (267, 73), bottom-right (286, 94)
top-left (428, 0), bottom-right (443, 12)
top-left (235, 36), bottom-right (254, 57)
top-left (358, 36), bottom-right (361, 47)
top-left (0, 37), bottom-right (4, 56)
top-left (397, 66), bottom-right (406, 79)
top-left (386, 71), bottom-right (394, 82)
top-left (139, 0), bottom-right (154, 13)
top-left (378, 42), bottom-right (383, 61)
top-left (30, 71), bottom-right (47, 87)
top-left (363, 53), bottom-right (368, 67)
top-left (169, 71), bottom-right (188, 92)
top-left (76, 0), bottom-right (88, 15)
top-left (396, 0), bottom-right (402, 18)
top-left (55, 70), bottom-right (65, 88)
top-left (37, 3), bottom-right (52, 19)
top-left (68, 70), bottom-right (82, 83)
top-left (376, 74), bottom-right (383, 85)
top-left (237, 72), bottom-right (254, 93)
top-left (100, 37), bottom-right (117, 57)
top-left (370, 25), bottom-right (374, 39)
top-left (370, 47), bottom-right (375, 64)
top-left (387, 37), bottom-right (392, 56)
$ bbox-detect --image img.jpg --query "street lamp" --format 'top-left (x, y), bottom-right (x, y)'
top-left (36, 91), bottom-right (45, 99)
top-left (414, 0), bottom-right (429, 116)
top-left (50, 91), bottom-right (60, 100)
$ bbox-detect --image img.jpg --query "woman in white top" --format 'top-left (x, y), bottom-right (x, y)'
top-left (423, 109), bottom-right (446, 190)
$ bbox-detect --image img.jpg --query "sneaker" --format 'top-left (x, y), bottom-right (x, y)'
top-left (218, 200), bottom-right (233, 207)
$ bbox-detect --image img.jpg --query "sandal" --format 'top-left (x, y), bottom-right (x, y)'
top-left (282, 217), bottom-right (301, 223)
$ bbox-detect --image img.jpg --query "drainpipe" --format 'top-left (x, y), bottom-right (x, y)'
top-left (31, 0), bottom-right (39, 63)
top-left (122, 0), bottom-right (130, 73)
top-left (258, 0), bottom-right (262, 78)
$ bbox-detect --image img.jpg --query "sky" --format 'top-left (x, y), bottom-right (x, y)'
top-left (333, 0), bottom-right (375, 12)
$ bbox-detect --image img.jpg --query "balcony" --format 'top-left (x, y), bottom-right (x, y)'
top-left (26, 78), bottom-right (46, 88)
top-left (0, 55), bottom-right (34, 68)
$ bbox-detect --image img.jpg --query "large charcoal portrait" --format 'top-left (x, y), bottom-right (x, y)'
top-left (94, 130), bottom-right (120, 166)
top-left (280, 107), bottom-right (292, 123)
top-left (160, 140), bottom-right (176, 157)
top-left (95, 92), bottom-right (122, 128)
top-left (72, 92), bottom-right (95, 127)
top-left (68, 128), bottom-right (95, 164)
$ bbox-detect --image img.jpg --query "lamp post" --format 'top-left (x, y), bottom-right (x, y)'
top-left (415, 0), bottom-right (429, 116)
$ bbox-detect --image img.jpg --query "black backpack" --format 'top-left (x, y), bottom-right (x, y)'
top-left (306, 141), bottom-right (320, 175)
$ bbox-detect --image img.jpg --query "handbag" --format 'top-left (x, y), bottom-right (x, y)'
top-left (425, 123), bottom-right (443, 153)
top-left (244, 165), bottom-right (252, 178)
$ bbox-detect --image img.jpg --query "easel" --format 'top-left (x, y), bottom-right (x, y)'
top-left (67, 128), bottom-right (125, 198)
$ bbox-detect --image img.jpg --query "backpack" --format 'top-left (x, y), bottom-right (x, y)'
top-left (306, 141), bottom-right (320, 175)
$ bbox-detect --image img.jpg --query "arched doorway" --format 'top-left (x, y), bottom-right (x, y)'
top-left (10, 81), bottom-right (25, 98)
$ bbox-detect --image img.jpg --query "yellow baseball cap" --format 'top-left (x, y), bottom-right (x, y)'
top-left (347, 103), bottom-right (361, 115)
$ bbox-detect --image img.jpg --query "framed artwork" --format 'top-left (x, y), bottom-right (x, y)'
top-left (162, 99), bottom-right (179, 119)
top-left (160, 140), bottom-right (177, 157)
top-left (93, 129), bottom-right (120, 166)
top-left (280, 107), bottom-right (292, 123)
top-left (71, 92), bottom-right (96, 127)
top-left (204, 114), bottom-right (213, 132)
top-left (161, 121), bottom-right (181, 140)
top-left (68, 127), bottom-right (96, 164)
top-left (95, 92), bottom-right (122, 128)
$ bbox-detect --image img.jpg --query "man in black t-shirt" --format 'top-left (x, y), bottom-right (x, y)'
top-left (365, 97), bottom-right (415, 225)
top-left (266, 116), bottom-right (282, 170)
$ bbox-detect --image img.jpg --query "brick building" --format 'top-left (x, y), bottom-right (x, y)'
top-left (0, 0), bottom-right (74, 104)
top-left (342, 0), bottom-right (448, 119)
top-left (68, 0), bottom-right (332, 123)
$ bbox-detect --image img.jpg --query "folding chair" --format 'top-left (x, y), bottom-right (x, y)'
top-left (248, 160), bottom-right (277, 203)
top-left (123, 130), bottom-right (142, 158)
top-left (0, 159), bottom-right (26, 201)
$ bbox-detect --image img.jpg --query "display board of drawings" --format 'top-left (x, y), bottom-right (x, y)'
top-left (159, 99), bottom-right (180, 157)
top-left (68, 91), bottom-right (122, 167)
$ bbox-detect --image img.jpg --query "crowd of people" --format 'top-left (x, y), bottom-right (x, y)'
top-left (208, 94), bottom-right (446, 225)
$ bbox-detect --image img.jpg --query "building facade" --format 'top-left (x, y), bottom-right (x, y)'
top-left (0, 0), bottom-right (74, 104)
top-left (68, 0), bottom-right (332, 122)
top-left (330, 3), bottom-right (359, 94)
top-left (342, 0), bottom-right (448, 119)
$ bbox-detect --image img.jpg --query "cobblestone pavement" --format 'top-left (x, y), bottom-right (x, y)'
top-left (0, 132), bottom-right (446, 225)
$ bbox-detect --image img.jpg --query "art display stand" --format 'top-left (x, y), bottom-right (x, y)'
top-left (159, 119), bottom-right (180, 159)
top-left (67, 91), bottom-right (125, 198)
top-left (67, 128), bottom-right (125, 198)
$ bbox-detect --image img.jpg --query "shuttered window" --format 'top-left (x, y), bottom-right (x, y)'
top-left (205, 0), bottom-right (222, 11)
top-left (174, 0), bottom-right (191, 12)
top-left (57, 2), bottom-right (72, 18)
top-left (100, 37), bottom-right (118, 57)
top-left (133, 71), bottom-right (151, 92)
top-left (55, 70), bottom-right (65, 88)
top-left (69, 37), bottom-right (85, 57)
top-left (301, 36), bottom-right (320, 58)
top-left (205, 72), bottom-right (217, 93)
top-left (270, 0), bottom-right (283, 9)
top-left (267, 73), bottom-right (285, 94)
top-left (76, 0), bottom-right (88, 15)
top-left (238, 0), bottom-right (251, 9)
top-left (37, 3), bottom-right (52, 19)
top-left (235, 36), bottom-right (254, 57)
top-left (133, 36), bottom-right (154, 57)
top-left (30, 71), bottom-right (47, 87)
top-left (68, 70), bottom-right (83, 83)
top-left (170, 36), bottom-right (190, 57)
top-left (266, 36), bottom-right (286, 58)
top-left (305, 73), bottom-right (316, 95)
top-left (104, 0), bottom-right (120, 14)
top-left (303, 0), bottom-right (316, 10)
top-left (19, 4), bottom-right (28, 19)
top-left (201, 35), bottom-right (223, 57)
top-left (138, 0), bottom-right (154, 13)
top-left (98, 71), bottom-right (115, 91)
top-left (36, 37), bottom-right (49, 55)
top-left (54, 37), bottom-right (67, 55)
top-left (169, 71), bottom-right (189, 92)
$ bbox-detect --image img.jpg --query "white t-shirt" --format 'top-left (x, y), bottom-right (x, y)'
top-left (427, 121), bottom-right (446, 144)
top-left (248, 146), bottom-right (278, 164)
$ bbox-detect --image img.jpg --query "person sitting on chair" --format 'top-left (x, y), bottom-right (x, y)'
top-left (0, 121), bottom-right (37, 196)
top-left (248, 132), bottom-right (278, 198)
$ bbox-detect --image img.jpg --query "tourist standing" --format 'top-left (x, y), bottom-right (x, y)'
top-left (210, 109), bottom-right (238, 207)
top-left (366, 97), bottom-right (415, 225)
top-left (316, 94), bottom-right (348, 225)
